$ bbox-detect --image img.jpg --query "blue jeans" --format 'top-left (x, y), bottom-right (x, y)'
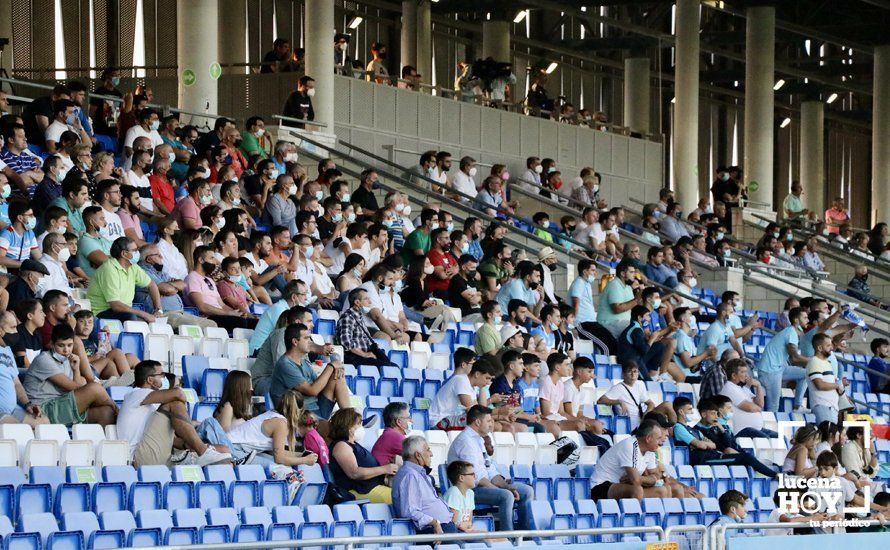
top-left (474, 482), bottom-right (534, 531)
top-left (758, 367), bottom-right (806, 412)
top-left (197, 417), bottom-right (275, 466)
top-left (784, 366), bottom-right (808, 409)
top-left (813, 404), bottom-right (838, 425)
top-left (736, 427), bottom-right (778, 440)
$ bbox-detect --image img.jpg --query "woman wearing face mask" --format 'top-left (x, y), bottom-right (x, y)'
top-left (155, 218), bottom-right (189, 280)
top-left (329, 407), bottom-right (398, 504)
top-left (173, 178), bottom-right (212, 230)
top-left (77, 206), bottom-right (114, 277)
top-left (336, 253), bottom-right (366, 295)
top-left (400, 256), bottom-right (436, 316)
top-left (200, 205), bottom-right (225, 238)
top-left (262, 176), bottom-right (299, 236)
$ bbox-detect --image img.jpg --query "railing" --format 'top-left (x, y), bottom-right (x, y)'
top-left (711, 520), bottom-right (889, 550)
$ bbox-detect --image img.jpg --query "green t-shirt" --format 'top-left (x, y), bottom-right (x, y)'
top-left (783, 194), bottom-right (804, 217)
top-left (474, 322), bottom-right (501, 356)
top-left (49, 196), bottom-right (85, 235)
top-left (476, 260), bottom-right (505, 292)
top-left (239, 132), bottom-right (269, 160)
top-left (597, 278), bottom-right (634, 327)
top-left (402, 229), bottom-right (431, 263)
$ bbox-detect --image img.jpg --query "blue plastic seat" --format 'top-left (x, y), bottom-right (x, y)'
top-left (182, 355), bottom-right (211, 391)
top-left (355, 365), bottom-right (380, 396)
top-left (272, 505), bottom-right (305, 533)
top-left (641, 498), bottom-right (665, 528)
top-left (2, 531), bottom-right (41, 550)
top-left (421, 370), bottom-right (445, 397)
top-left (207, 507), bottom-right (241, 539)
top-left (29, 467), bottom-right (65, 491)
top-left (241, 506), bottom-right (273, 532)
top-left (702, 497), bottom-right (721, 525)
top-left (164, 481), bottom-right (196, 510)
top-left (0, 467), bottom-right (26, 487)
top-left (596, 499), bottom-right (621, 538)
top-left (619, 498), bottom-right (643, 527)
top-left (235, 464), bottom-right (286, 507)
top-left (54, 483), bottom-right (90, 517)
top-left (362, 502), bottom-right (393, 534)
top-left (61, 511), bottom-right (125, 550)
top-left (100, 510), bottom-right (161, 547)
top-left (294, 465), bottom-right (328, 507)
top-left (400, 368), bottom-right (423, 401)
top-left (202, 369), bottom-right (229, 400)
top-left (15, 484), bottom-right (52, 519)
top-left (379, 366), bottom-right (402, 398)
top-left (192, 401), bottom-right (217, 422)
top-left (712, 465), bottom-right (733, 495)
top-left (527, 501), bottom-right (554, 537)
top-left (139, 508), bottom-right (197, 545)
top-left (0, 485), bottom-right (12, 521)
top-left (118, 332), bottom-right (144, 360)
top-left (662, 498), bottom-right (685, 527)
top-left (102, 465), bottom-right (137, 486)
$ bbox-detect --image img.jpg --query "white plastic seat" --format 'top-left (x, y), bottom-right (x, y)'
top-left (203, 326), bottom-right (228, 340)
top-left (146, 333), bottom-right (171, 366)
top-left (178, 324), bottom-right (204, 339)
top-left (427, 352), bottom-right (450, 371)
top-left (61, 441), bottom-right (94, 467)
top-left (225, 338), bottom-right (249, 361)
top-left (199, 337), bottom-right (224, 358)
top-left (72, 424), bottom-right (106, 445)
top-left (95, 440), bottom-right (129, 467)
top-left (771, 438), bottom-right (788, 464)
top-left (317, 309), bottom-right (340, 321)
top-left (514, 432), bottom-right (539, 464)
top-left (0, 424), bottom-right (34, 465)
top-left (150, 322), bottom-right (175, 336)
top-left (446, 431), bottom-right (461, 444)
top-left (123, 320), bottom-right (150, 336)
top-left (35, 424), bottom-right (71, 445)
top-left (491, 431), bottom-right (516, 465)
top-left (209, 357), bottom-right (232, 371)
top-left (25, 440), bottom-right (59, 468)
top-left (233, 328), bottom-right (254, 341)
top-left (104, 425), bottom-right (118, 440)
top-left (613, 433), bottom-right (631, 445)
top-left (425, 430), bottom-right (450, 472)
top-left (753, 438), bottom-right (772, 463)
top-left (237, 357), bottom-right (255, 373)
top-left (72, 298), bottom-right (91, 311)
top-left (575, 340), bottom-right (594, 355)
top-left (0, 439), bottom-right (18, 466)
top-left (170, 335), bottom-right (196, 367)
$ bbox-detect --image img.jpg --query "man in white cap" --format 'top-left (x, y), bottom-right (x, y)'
top-left (537, 247), bottom-right (559, 304)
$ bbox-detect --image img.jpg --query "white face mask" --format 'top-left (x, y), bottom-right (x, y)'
top-left (57, 246), bottom-right (71, 262)
top-left (307, 88), bottom-right (316, 98)
top-left (255, 128), bottom-right (265, 137)
top-left (285, 152), bottom-right (299, 162)
top-left (534, 165), bottom-right (543, 174)
top-left (688, 277), bottom-right (698, 288)
top-left (289, 184), bottom-right (298, 196)
top-left (203, 168), bottom-right (211, 179)
top-left (468, 167), bottom-right (477, 177)
top-left (352, 426), bottom-right (366, 442)
top-left (423, 265), bottom-right (434, 275)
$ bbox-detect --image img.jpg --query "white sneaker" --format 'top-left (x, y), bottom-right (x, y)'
top-left (197, 447), bottom-right (233, 466)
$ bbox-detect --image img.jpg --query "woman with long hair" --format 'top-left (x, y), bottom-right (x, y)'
top-left (328, 408), bottom-right (398, 503)
top-left (336, 253), bottom-right (366, 294)
top-left (155, 218), bottom-right (189, 280)
top-left (782, 424), bottom-right (819, 478)
top-left (868, 223), bottom-right (889, 257)
top-left (199, 388), bottom-right (320, 467)
top-left (213, 371), bottom-right (253, 431)
top-left (175, 228), bottom-right (203, 273)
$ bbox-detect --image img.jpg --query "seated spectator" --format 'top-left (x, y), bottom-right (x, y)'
top-left (329, 407), bottom-right (398, 503)
top-left (372, 401), bottom-right (413, 466)
top-left (477, 242), bottom-right (513, 301)
top-left (262, 174), bottom-right (298, 236)
top-left (0, 200), bottom-right (39, 271)
top-left (446, 405), bottom-right (534, 530)
top-left (598, 260), bottom-right (640, 338)
top-left (495, 261), bottom-right (542, 319)
top-left (720, 358), bottom-right (777, 439)
top-left (444, 460), bottom-right (480, 533)
top-left (401, 208), bottom-right (437, 264)
top-left (8, 300), bottom-right (46, 367)
top-left (425, 228), bottom-right (459, 298)
top-left (392, 435), bottom-right (457, 534)
top-left (447, 254), bottom-right (483, 322)
top-left (660, 201), bottom-right (691, 242)
top-left (590, 418), bottom-right (669, 501)
top-left (37, 231), bottom-right (73, 299)
top-left (474, 300), bottom-right (503, 357)
top-left (72, 309), bottom-right (135, 380)
top-left (134, 243), bottom-right (216, 329)
top-left (0, 311), bottom-right (46, 427)
top-left (185, 245), bottom-right (258, 330)
top-left (840, 426), bottom-right (882, 494)
top-left (430, 357), bottom-right (500, 431)
top-left (598, 361), bottom-right (675, 429)
top-left (672, 307), bottom-right (715, 381)
top-left (710, 490), bottom-right (749, 529)
top-left (782, 424), bottom-right (819, 477)
top-left (252, 305), bottom-right (316, 396)
top-left (867, 338), bottom-right (889, 394)
top-left (22, 324), bottom-right (117, 426)
top-left (617, 305), bottom-right (678, 382)
top-left (1, 123), bottom-right (44, 188)
top-left (172, 178), bottom-right (211, 230)
top-left (87, 236), bottom-right (162, 322)
top-left (560, 357), bottom-right (607, 436)
top-left (6, 259), bottom-right (49, 304)
top-left (672, 397), bottom-right (776, 478)
top-left (217, 257), bottom-right (254, 316)
top-left (848, 265), bottom-right (887, 309)
top-left (335, 288), bottom-right (398, 367)
top-left (249, 279), bottom-right (307, 353)
top-left (689, 234), bottom-right (720, 269)
top-left (270, 323), bottom-right (350, 420)
top-left (118, 360), bottom-right (231, 466)
top-left (803, 236), bottom-right (825, 271)
top-left (77, 206), bottom-right (112, 278)
top-left (697, 302), bottom-right (742, 360)
top-left (643, 246), bottom-right (678, 288)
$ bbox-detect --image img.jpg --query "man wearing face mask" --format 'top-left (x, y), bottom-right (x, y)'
top-left (282, 76), bottom-right (316, 129)
top-left (126, 149), bottom-right (155, 213)
top-left (87, 237), bottom-right (162, 323)
top-left (0, 200), bottom-right (39, 271)
top-left (45, 100), bottom-right (89, 154)
top-left (848, 265), bottom-right (888, 309)
top-left (37, 234), bottom-right (73, 298)
top-left (392, 435), bottom-right (457, 534)
top-left (119, 360), bottom-right (232, 467)
top-left (407, 151), bottom-right (438, 189)
top-left (352, 169), bottom-right (380, 215)
top-left (317, 196), bottom-right (346, 242)
top-left (6, 259), bottom-right (49, 304)
top-left (426, 228), bottom-right (458, 299)
top-left (520, 156), bottom-right (543, 193)
top-left (449, 156), bottom-right (477, 204)
top-left (448, 255), bottom-right (483, 322)
top-left (186, 246), bottom-right (258, 331)
top-left (135, 244), bottom-right (217, 330)
top-left (123, 108), bottom-right (163, 167)
top-left (240, 116), bottom-right (269, 160)
top-left (371, 401), bottom-right (413, 466)
top-left (496, 261), bottom-right (543, 324)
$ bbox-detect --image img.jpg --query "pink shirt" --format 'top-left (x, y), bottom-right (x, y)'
top-left (824, 207), bottom-right (849, 235)
top-left (371, 427), bottom-right (405, 466)
top-left (184, 271), bottom-right (224, 309)
top-left (118, 209), bottom-right (144, 240)
top-left (173, 195), bottom-right (203, 229)
top-left (217, 279), bottom-right (249, 310)
top-left (303, 429), bottom-right (330, 465)
top-left (538, 375), bottom-right (566, 420)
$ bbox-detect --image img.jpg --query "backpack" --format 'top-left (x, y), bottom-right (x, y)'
top-left (550, 436), bottom-right (580, 467)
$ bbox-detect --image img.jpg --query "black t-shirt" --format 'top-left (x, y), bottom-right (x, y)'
top-left (317, 216), bottom-right (336, 241)
top-left (261, 50), bottom-right (282, 74)
top-left (351, 185), bottom-right (379, 213)
top-left (6, 278), bottom-right (36, 306)
top-left (447, 275), bottom-right (479, 316)
top-left (282, 91), bottom-right (314, 122)
top-left (554, 328), bottom-right (575, 355)
top-left (6, 326), bottom-right (42, 368)
top-left (23, 95), bottom-right (54, 144)
top-left (244, 174), bottom-right (265, 203)
top-left (400, 279), bottom-right (428, 310)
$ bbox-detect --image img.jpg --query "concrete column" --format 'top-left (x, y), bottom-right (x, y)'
top-left (873, 45), bottom-right (890, 225)
top-left (673, 0), bottom-right (700, 213)
top-left (623, 56), bottom-right (650, 134)
top-left (177, 0), bottom-right (219, 116)
top-left (400, 1), bottom-right (418, 71)
top-left (305, 0), bottom-right (335, 132)
top-left (742, 6), bottom-right (776, 209)
top-left (800, 100), bottom-right (825, 216)
top-left (218, 0), bottom-right (247, 75)
top-left (482, 20), bottom-right (511, 63)
top-left (416, 1), bottom-right (432, 85)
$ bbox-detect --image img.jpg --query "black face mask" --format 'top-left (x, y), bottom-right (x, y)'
top-left (465, 270), bottom-right (477, 279)
top-left (202, 261), bottom-right (217, 274)
top-left (548, 263), bottom-right (557, 272)
top-left (153, 262), bottom-right (164, 272)
top-left (234, 139), bottom-right (243, 148)
top-left (423, 465), bottom-right (432, 475)
top-left (529, 281), bottom-right (540, 290)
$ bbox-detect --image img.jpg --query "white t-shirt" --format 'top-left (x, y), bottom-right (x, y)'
top-left (243, 252), bottom-right (269, 275)
top-left (377, 285), bottom-right (404, 325)
top-left (103, 207), bottom-right (126, 240)
top-left (807, 356), bottom-right (838, 410)
top-left (604, 381), bottom-right (648, 429)
top-left (324, 238), bottom-right (351, 276)
top-left (430, 373), bottom-right (475, 424)
top-left (592, 435), bottom-right (646, 486)
top-left (538, 375), bottom-right (567, 421)
top-left (45, 120), bottom-right (75, 144)
top-left (588, 223), bottom-right (608, 247)
top-left (127, 170), bottom-right (154, 212)
top-left (293, 257), bottom-right (316, 288)
top-left (720, 381), bottom-right (764, 433)
top-left (124, 125), bottom-right (164, 150)
top-left (158, 239), bottom-right (189, 280)
top-left (313, 262), bottom-right (335, 296)
top-left (116, 388), bottom-right (159, 459)
top-left (562, 379), bottom-right (583, 417)
top-left (451, 171), bottom-right (478, 201)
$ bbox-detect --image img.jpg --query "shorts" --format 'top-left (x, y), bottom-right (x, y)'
top-left (41, 392), bottom-right (87, 426)
top-left (315, 394), bottom-right (336, 420)
top-left (434, 413), bottom-right (468, 431)
top-left (133, 411), bottom-right (175, 467)
top-left (590, 481), bottom-right (613, 501)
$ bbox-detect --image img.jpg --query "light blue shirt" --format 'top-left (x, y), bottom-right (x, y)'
top-left (0, 346), bottom-right (19, 415)
top-left (496, 278), bottom-right (535, 313)
top-left (597, 278), bottom-right (634, 327)
top-left (530, 327), bottom-right (556, 349)
top-left (799, 327), bottom-right (818, 357)
top-left (756, 325), bottom-right (800, 374)
top-left (673, 330), bottom-right (697, 375)
top-left (446, 427), bottom-right (500, 483)
top-left (568, 276), bottom-right (597, 324)
top-left (697, 319), bottom-right (733, 357)
top-left (727, 314), bottom-right (743, 333)
top-left (249, 299), bottom-right (290, 353)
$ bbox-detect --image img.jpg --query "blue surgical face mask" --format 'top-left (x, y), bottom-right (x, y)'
top-left (150, 120), bottom-right (160, 131)
top-left (549, 322), bottom-right (559, 331)
top-left (332, 213), bottom-right (343, 222)
top-left (393, 279), bottom-right (404, 292)
top-left (66, 114), bottom-right (77, 126)
top-left (158, 376), bottom-right (170, 390)
top-left (24, 217), bottom-right (37, 231)
top-left (129, 250), bottom-right (141, 264)
top-left (361, 305), bottom-right (372, 314)
top-left (111, 77), bottom-right (121, 86)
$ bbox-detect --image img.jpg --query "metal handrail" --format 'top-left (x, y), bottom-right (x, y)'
top-left (381, 144), bottom-right (493, 169)
top-left (138, 526), bottom-right (666, 550)
top-left (712, 520), bottom-right (887, 550)
top-left (272, 114), bottom-right (329, 129)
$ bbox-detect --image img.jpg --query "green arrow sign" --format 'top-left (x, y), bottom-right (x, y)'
top-left (182, 69), bottom-right (196, 87)
top-left (748, 180), bottom-right (759, 192)
top-left (209, 62), bottom-right (222, 80)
